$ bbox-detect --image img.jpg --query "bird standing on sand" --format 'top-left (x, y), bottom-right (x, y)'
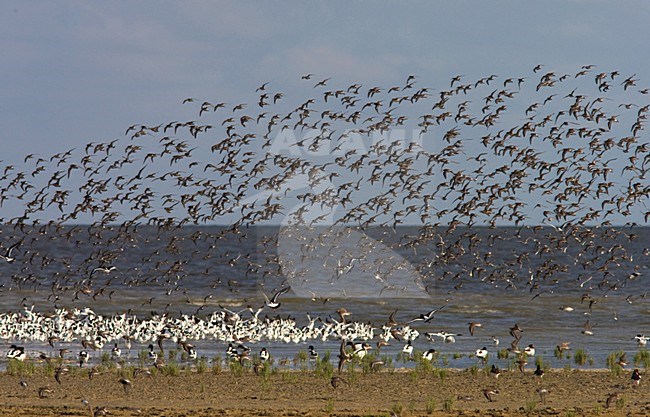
top-left (631, 369), bottom-right (641, 387)
top-left (88, 367), bottom-right (100, 380)
top-left (605, 392), bottom-right (619, 408)
top-left (94, 406), bottom-right (109, 416)
top-left (38, 387), bottom-right (53, 398)
top-left (79, 350), bottom-right (89, 367)
top-left (331, 375), bottom-right (347, 389)
top-left (536, 388), bottom-right (548, 404)
top-left (253, 362), bottom-right (264, 375)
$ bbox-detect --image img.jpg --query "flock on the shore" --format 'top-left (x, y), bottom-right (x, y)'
top-left (2, 302), bottom-right (646, 412)
top-left (2, 302), bottom-right (647, 369)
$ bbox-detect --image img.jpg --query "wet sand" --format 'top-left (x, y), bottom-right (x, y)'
top-left (1, 366), bottom-right (648, 417)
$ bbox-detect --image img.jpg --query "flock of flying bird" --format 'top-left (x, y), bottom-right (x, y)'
top-left (0, 65), bottom-right (648, 409)
top-left (0, 64), bottom-right (645, 303)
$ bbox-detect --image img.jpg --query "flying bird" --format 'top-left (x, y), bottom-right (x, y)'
top-left (263, 286), bottom-right (291, 309)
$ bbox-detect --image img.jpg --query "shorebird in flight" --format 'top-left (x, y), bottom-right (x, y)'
top-left (337, 339), bottom-right (351, 373)
top-left (408, 305), bottom-right (445, 323)
top-left (0, 241), bottom-right (19, 262)
top-left (634, 334), bottom-right (648, 346)
top-left (263, 286), bottom-right (290, 309)
top-left (483, 388), bottom-right (499, 402)
top-left (581, 320), bottom-right (595, 336)
top-left (468, 322), bottom-right (482, 336)
top-left (118, 378), bottom-right (132, 394)
top-left (91, 266), bottom-right (117, 276)
top-left (426, 331), bottom-right (461, 343)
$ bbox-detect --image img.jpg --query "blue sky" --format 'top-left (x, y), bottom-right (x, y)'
top-left (0, 1), bottom-right (648, 224)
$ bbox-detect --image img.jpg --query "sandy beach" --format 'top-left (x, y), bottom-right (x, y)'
top-left (1, 362), bottom-right (648, 417)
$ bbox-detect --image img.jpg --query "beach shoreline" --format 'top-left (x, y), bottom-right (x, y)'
top-left (1, 366), bottom-right (647, 417)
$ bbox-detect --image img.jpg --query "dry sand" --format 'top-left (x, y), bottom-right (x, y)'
top-left (1, 365), bottom-right (648, 417)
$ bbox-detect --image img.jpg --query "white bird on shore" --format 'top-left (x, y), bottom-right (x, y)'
top-left (476, 347), bottom-right (488, 362)
top-left (422, 348), bottom-right (436, 361)
top-left (402, 341), bottom-right (413, 357)
top-left (111, 343), bottom-right (121, 359)
top-left (7, 345), bottom-right (26, 361)
top-left (147, 344), bottom-right (158, 362)
top-left (79, 350), bottom-right (89, 367)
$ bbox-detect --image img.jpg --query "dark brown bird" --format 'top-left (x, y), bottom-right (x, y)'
top-left (118, 378), bottom-right (132, 395)
top-left (517, 357), bottom-right (528, 373)
top-left (468, 322), bottom-right (482, 336)
top-left (54, 366), bottom-right (68, 385)
top-left (483, 388), bottom-right (499, 402)
top-left (509, 323), bottom-right (523, 340)
top-left (337, 339), bottom-right (351, 373)
top-left (605, 392), bottom-right (619, 408)
top-left (38, 387), bottom-right (53, 398)
top-left (331, 375), bottom-right (347, 389)
top-left (88, 367), bottom-right (100, 380)
top-left (94, 406), bottom-right (109, 416)
top-left (631, 369), bottom-right (641, 387)
top-left (536, 387), bottom-right (549, 404)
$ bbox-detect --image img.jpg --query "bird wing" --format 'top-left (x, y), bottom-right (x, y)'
top-left (271, 286), bottom-right (291, 303)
